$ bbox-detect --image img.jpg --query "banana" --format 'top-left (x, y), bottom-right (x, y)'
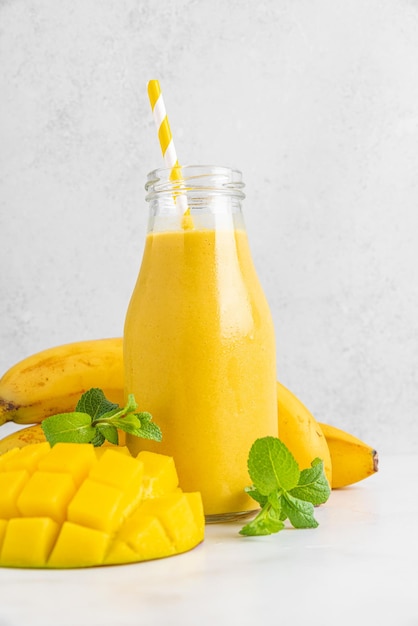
top-left (0, 338), bottom-right (124, 425)
top-left (319, 422), bottom-right (378, 488)
top-left (0, 423), bottom-right (46, 452)
top-left (277, 381), bottom-right (333, 486)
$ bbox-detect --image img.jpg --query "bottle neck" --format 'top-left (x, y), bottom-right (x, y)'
top-left (145, 165), bottom-right (246, 233)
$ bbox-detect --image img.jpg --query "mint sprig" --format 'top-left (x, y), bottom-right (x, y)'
top-left (240, 437), bottom-right (330, 536)
top-left (41, 388), bottom-right (162, 447)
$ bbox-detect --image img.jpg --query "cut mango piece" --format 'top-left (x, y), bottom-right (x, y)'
top-left (1, 442), bottom-right (50, 472)
top-left (0, 443), bottom-right (204, 568)
top-left (48, 522), bottom-right (110, 569)
top-left (137, 451), bottom-right (178, 498)
top-left (67, 478), bottom-right (125, 533)
top-left (0, 470), bottom-right (30, 518)
top-left (89, 450), bottom-right (144, 492)
top-left (17, 471), bottom-right (76, 524)
top-left (104, 539), bottom-right (142, 566)
top-left (89, 449), bottom-right (143, 490)
top-left (0, 520), bottom-right (7, 548)
top-left (139, 492), bottom-right (204, 553)
top-left (96, 444), bottom-right (131, 458)
top-left (184, 492), bottom-right (205, 538)
top-left (38, 443), bottom-right (96, 486)
top-left (89, 449), bottom-right (144, 516)
top-left (116, 514), bottom-right (174, 561)
top-left (0, 449), bottom-right (20, 470)
top-left (0, 518), bottom-right (59, 568)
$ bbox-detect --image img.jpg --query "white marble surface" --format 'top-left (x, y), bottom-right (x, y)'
top-left (0, 455), bottom-right (415, 626)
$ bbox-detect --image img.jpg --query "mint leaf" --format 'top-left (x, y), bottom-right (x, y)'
top-left (76, 388), bottom-right (118, 420)
top-left (41, 388), bottom-right (162, 448)
top-left (135, 413), bottom-right (162, 441)
top-left (90, 430), bottom-right (106, 447)
top-left (125, 394), bottom-right (138, 413)
top-left (41, 412), bottom-right (96, 446)
top-left (297, 457), bottom-right (324, 485)
top-left (93, 394), bottom-right (139, 424)
top-left (240, 437), bottom-right (331, 537)
top-left (239, 506), bottom-right (285, 536)
top-left (244, 486), bottom-right (268, 507)
top-left (267, 490), bottom-right (282, 511)
top-left (111, 412), bottom-right (162, 441)
top-left (111, 414), bottom-right (143, 435)
top-left (247, 436), bottom-right (300, 495)
top-left (96, 423), bottom-right (119, 445)
top-left (281, 493), bottom-right (318, 528)
top-left (290, 458), bottom-right (331, 505)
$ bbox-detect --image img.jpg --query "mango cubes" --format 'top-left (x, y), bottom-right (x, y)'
top-left (0, 443), bottom-right (204, 568)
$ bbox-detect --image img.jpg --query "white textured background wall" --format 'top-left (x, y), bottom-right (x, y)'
top-left (1, 0), bottom-right (417, 454)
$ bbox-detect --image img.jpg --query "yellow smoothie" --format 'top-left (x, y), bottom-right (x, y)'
top-left (124, 227), bottom-right (277, 517)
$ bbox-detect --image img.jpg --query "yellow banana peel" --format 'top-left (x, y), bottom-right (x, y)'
top-left (277, 381), bottom-right (332, 487)
top-left (0, 423), bottom-right (46, 452)
top-left (0, 338), bottom-right (124, 425)
top-left (319, 422), bottom-right (378, 488)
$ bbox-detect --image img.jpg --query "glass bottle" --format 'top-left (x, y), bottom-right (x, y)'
top-left (124, 165), bottom-right (277, 522)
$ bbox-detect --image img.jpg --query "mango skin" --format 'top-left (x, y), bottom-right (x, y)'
top-left (0, 443), bottom-right (204, 569)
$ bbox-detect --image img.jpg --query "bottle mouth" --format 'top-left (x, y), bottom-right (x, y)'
top-left (145, 165), bottom-right (245, 201)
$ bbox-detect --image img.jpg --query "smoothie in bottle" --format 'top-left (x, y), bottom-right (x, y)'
top-left (124, 166), bottom-right (277, 520)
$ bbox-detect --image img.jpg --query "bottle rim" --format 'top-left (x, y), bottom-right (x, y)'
top-left (145, 164), bottom-right (246, 201)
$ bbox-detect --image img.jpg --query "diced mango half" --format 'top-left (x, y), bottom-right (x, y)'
top-left (0, 443), bottom-right (204, 568)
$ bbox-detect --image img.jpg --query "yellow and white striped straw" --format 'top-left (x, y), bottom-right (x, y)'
top-left (147, 80), bottom-right (188, 214)
top-left (148, 79), bottom-right (179, 170)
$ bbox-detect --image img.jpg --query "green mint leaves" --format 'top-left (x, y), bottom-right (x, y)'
top-left (41, 388), bottom-right (162, 448)
top-left (240, 437), bottom-right (331, 537)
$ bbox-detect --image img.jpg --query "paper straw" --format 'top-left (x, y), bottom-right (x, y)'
top-left (147, 80), bottom-right (188, 214)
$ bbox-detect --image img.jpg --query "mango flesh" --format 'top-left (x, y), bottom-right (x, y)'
top-left (0, 443), bottom-right (204, 568)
